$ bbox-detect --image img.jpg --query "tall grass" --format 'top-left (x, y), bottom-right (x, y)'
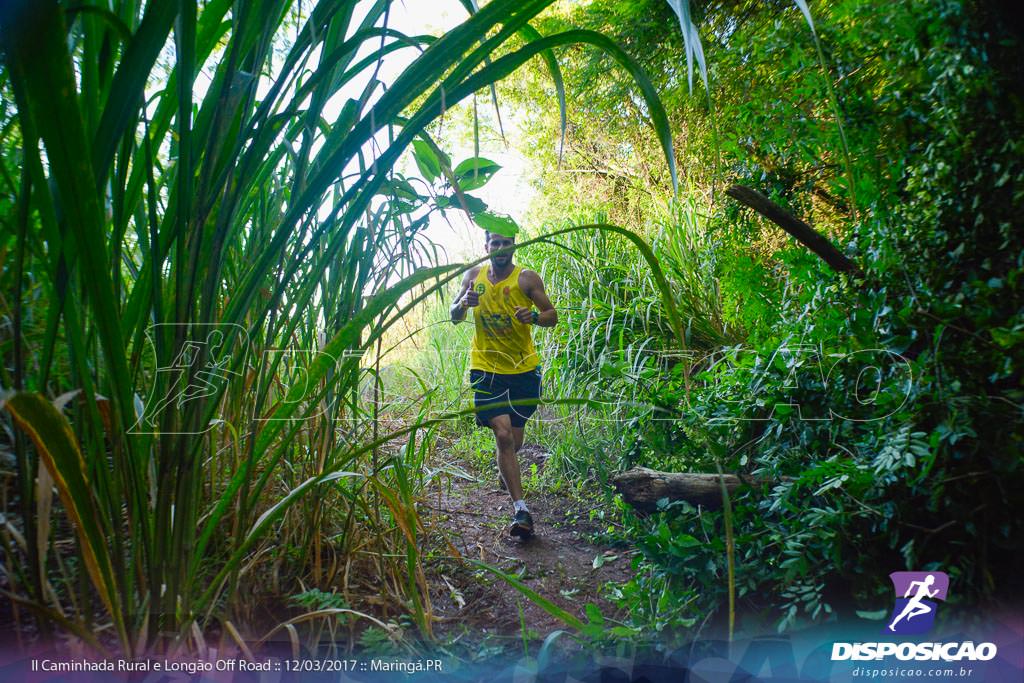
top-left (0, 0), bottom-right (680, 653)
top-left (529, 203), bottom-right (735, 478)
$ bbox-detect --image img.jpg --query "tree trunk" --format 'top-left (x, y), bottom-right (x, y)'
top-left (725, 184), bottom-right (862, 275)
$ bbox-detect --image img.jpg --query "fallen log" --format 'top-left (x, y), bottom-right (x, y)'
top-left (611, 467), bottom-right (757, 512)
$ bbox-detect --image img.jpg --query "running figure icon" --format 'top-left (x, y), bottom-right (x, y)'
top-left (888, 574), bottom-right (939, 632)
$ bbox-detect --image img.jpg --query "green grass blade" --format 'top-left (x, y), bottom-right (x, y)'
top-left (3, 393), bottom-right (125, 644)
top-left (1, 0), bottom-right (136, 440)
top-left (469, 560), bottom-right (585, 631)
top-left (92, 0), bottom-right (178, 180)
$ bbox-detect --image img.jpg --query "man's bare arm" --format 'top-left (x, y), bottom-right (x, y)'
top-left (518, 270), bottom-right (558, 328)
top-left (450, 269), bottom-right (477, 324)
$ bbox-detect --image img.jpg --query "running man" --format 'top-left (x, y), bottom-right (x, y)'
top-left (888, 574), bottom-right (939, 632)
top-left (451, 230), bottom-right (558, 538)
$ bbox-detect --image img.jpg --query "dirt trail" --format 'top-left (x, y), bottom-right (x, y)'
top-left (422, 443), bottom-right (633, 645)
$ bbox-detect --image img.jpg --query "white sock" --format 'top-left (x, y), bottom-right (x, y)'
top-left (513, 499), bottom-right (529, 513)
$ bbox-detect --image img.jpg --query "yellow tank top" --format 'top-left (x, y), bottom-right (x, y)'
top-left (470, 264), bottom-right (540, 374)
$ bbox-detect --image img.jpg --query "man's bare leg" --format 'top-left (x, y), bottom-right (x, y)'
top-left (497, 426), bottom-right (527, 491)
top-left (490, 414), bottom-right (533, 537)
top-left (489, 414), bottom-right (524, 502)
top-left (499, 428), bottom-right (532, 491)
top-left (512, 426), bottom-right (525, 453)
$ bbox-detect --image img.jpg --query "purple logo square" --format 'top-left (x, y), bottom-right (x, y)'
top-left (885, 571), bottom-right (949, 635)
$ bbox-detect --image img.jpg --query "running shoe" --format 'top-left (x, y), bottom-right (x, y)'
top-left (509, 509), bottom-right (534, 539)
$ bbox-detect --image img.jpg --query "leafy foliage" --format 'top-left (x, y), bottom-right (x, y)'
top-left (505, 0), bottom-right (1023, 643)
top-left (0, 0), bottom-right (680, 653)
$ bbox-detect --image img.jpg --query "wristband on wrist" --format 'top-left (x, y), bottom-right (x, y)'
top-left (530, 310), bottom-right (539, 325)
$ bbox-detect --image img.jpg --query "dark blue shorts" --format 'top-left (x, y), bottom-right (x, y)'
top-left (470, 367), bottom-right (543, 428)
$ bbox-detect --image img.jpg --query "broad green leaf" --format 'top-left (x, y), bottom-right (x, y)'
top-left (412, 139), bottom-right (441, 182)
top-left (453, 156), bottom-right (501, 191)
top-left (473, 211), bottom-right (519, 237)
top-left (378, 177), bottom-right (425, 202)
top-left (446, 193), bottom-right (487, 214)
top-left (991, 326), bottom-right (1024, 348)
top-left (675, 534), bottom-right (702, 548)
top-left (454, 156), bottom-right (500, 176)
